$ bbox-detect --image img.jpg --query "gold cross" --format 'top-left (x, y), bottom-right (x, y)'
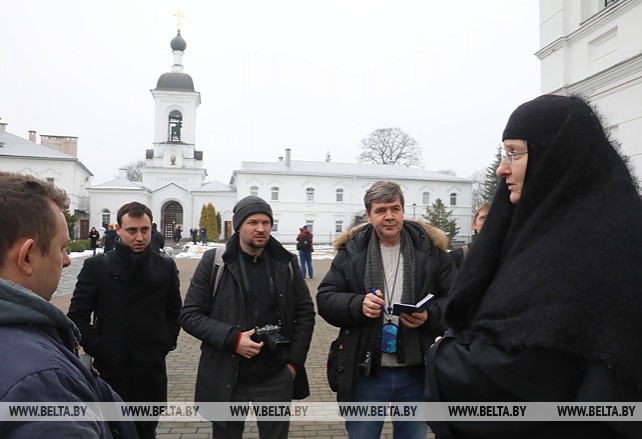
top-left (173, 9), bottom-right (186, 31)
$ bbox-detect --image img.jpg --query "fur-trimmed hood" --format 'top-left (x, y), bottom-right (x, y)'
top-left (333, 220), bottom-right (449, 252)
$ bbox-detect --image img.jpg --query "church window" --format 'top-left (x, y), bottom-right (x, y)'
top-left (101, 209), bottom-right (111, 229)
top-left (250, 186), bottom-right (258, 196)
top-left (271, 187), bottom-right (279, 201)
top-left (422, 192), bottom-right (430, 205)
top-left (450, 193), bottom-right (457, 206)
top-left (168, 110), bottom-right (183, 142)
top-left (336, 188), bottom-right (344, 202)
top-left (306, 187), bottom-right (315, 202)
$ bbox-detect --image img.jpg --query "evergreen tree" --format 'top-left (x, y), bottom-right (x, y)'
top-left (423, 198), bottom-right (460, 248)
top-left (63, 209), bottom-right (78, 240)
top-left (216, 212), bottom-right (222, 239)
top-left (482, 144), bottom-right (503, 203)
top-left (199, 203), bottom-right (219, 242)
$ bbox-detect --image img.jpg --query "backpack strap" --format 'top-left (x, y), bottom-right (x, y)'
top-left (210, 246), bottom-right (226, 298)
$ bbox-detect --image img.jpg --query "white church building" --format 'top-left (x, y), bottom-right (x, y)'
top-left (86, 30), bottom-right (474, 245)
top-left (537, 0), bottom-right (642, 180)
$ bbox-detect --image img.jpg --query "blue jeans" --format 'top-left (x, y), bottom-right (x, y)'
top-left (299, 250), bottom-right (313, 278)
top-left (346, 366), bottom-right (428, 439)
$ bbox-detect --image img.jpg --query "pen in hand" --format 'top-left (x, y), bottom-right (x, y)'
top-left (369, 288), bottom-right (387, 315)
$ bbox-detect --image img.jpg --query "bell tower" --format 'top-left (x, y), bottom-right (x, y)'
top-left (142, 25), bottom-right (206, 191)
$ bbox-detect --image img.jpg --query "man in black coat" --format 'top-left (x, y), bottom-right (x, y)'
top-left (68, 202), bottom-right (182, 439)
top-left (181, 196), bottom-right (315, 439)
top-left (150, 222), bottom-right (165, 253)
top-left (317, 180), bottom-right (456, 439)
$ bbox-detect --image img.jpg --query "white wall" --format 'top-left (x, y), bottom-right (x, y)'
top-left (2, 157), bottom-right (92, 214)
top-left (537, 0), bottom-right (642, 181)
top-left (234, 173), bottom-right (473, 245)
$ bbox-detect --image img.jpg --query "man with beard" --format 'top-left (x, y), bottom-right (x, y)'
top-left (181, 196), bottom-right (315, 439)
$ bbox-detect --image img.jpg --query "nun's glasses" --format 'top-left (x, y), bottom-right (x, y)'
top-left (500, 150), bottom-right (528, 164)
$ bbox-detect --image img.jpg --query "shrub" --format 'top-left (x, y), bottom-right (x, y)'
top-left (67, 241), bottom-right (87, 253)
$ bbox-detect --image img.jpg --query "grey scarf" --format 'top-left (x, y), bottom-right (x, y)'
top-left (364, 228), bottom-right (423, 366)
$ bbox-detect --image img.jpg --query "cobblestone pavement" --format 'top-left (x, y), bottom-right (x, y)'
top-left (51, 256), bottom-right (434, 439)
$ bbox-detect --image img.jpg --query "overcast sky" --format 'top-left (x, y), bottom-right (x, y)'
top-left (1, 0), bottom-right (541, 185)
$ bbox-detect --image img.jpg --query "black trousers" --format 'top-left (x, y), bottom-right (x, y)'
top-left (212, 366), bottom-right (294, 439)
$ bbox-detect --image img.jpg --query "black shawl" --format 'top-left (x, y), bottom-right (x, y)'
top-left (445, 95), bottom-right (642, 388)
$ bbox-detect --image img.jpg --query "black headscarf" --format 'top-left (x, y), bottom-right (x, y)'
top-left (445, 95), bottom-right (642, 387)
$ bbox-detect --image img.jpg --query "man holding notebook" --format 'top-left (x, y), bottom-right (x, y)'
top-left (317, 180), bottom-right (456, 439)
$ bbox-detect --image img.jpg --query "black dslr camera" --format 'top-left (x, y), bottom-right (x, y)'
top-left (254, 324), bottom-right (290, 354)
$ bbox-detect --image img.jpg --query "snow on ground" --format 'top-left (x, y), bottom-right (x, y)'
top-left (174, 243), bottom-right (336, 260)
top-left (69, 243), bottom-right (337, 260)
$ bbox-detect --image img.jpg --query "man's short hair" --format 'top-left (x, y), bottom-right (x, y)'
top-left (474, 202), bottom-right (492, 223)
top-left (0, 172), bottom-right (69, 263)
top-left (363, 180), bottom-right (405, 213)
top-left (117, 202), bottom-right (153, 226)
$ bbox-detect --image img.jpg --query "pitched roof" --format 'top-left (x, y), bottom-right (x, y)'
top-left (88, 177), bottom-right (149, 190)
top-left (0, 131), bottom-right (77, 159)
top-left (234, 160), bottom-right (472, 182)
top-left (193, 180), bottom-right (235, 192)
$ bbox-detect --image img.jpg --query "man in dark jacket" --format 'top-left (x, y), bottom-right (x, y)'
top-left (181, 195), bottom-right (315, 439)
top-left (317, 180), bottom-right (456, 439)
top-left (0, 172), bottom-right (138, 438)
top-left (68, 202), bottom-right (182, 439)
top-left (102, 224), bottom-right (118, 252)
top-left (150, 222), bottom-right (165, 253)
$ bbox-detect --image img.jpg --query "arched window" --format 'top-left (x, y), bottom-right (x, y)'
top-left (168, 110), bottom-right (183, 142)
top-left (101, 209), bottom-right (111, 229)
top-left (450, 193), bottom-right (457, 206)
top-left (336, 188), bottom-right (344, 202)
top-left (422, 192), bottom-right (430, 205)
top-left (250, 186), bottom-right (259, 197)
top-left (306, 187), bottom-right (315, 202)
top-left (271, 186), bottom-right (279, 201)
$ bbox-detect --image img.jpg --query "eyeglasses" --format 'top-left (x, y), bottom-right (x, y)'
top-left (501, 150), bottom-right (528, 164)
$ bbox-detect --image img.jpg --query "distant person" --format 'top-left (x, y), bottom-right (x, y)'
top-left (173, 224), bottom-right (182, 244)
top-left (449, 202), bottom-right (491, 269)
top-left (199, 225), bottom-right (208, 245)
top-left (190, 227), bottom-right (198, 245)
top-left (317, 180), bottom-right (456, 439)
top-left (296, 225), bottom-right (314, 279)
top-left (89, 226), bottom-right (100, 256)
top-left (426, 95), bottom-right (642, 438)
top-left (150, 222), bottom-right (165, 253)
top-left (181, 196), bottom-right (315, 439)
top-left (0, 172), bottom-right (137, 438)
top-left (102, 224), bottom-right (118, 253)
top-left (68, 202), bottom-right (182, 439)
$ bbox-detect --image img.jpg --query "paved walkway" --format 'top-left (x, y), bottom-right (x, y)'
top-left (52, 256), bottom-right (434, 438)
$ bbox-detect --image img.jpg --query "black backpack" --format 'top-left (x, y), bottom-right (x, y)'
top-left (298, 234), bottom-right (310, 251)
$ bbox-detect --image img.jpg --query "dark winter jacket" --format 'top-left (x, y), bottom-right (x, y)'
top-left (89, 229), bottom-right (100, 249)
top-left (0, 278), bottom-right (138, 438)
top-left (150, 228), bottom-right (165, 253)
top-left (180, 234), bottom-right (315, 410)
top-left (317, 221), bottom-right (456, 401)
top-left (102, 229), bottom-right (118, 252)
top-left (67, 241), bottom-right (182, 402)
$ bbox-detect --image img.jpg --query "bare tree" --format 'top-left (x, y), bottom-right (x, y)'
top-left (122, 159), bottom-right (145, 182)
top-left (470, 168), bottom-right (486, 211)
top-left (357, 128), bottom-right (424, 167)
